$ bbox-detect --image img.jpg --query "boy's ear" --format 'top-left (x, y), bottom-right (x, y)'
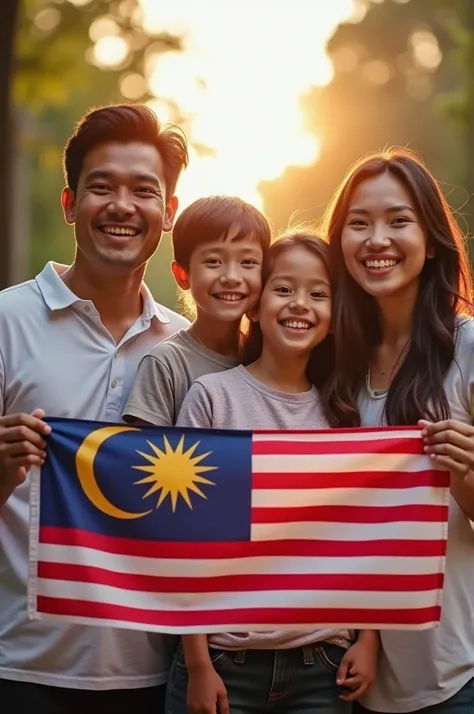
top-left (171, 261), bottom-right (190, 290)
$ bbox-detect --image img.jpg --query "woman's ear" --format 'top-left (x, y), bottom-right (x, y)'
top-left (171, 261), bottom-right (190, 290)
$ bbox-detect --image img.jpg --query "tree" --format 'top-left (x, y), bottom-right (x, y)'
top-left (0, 0), bottom-right (20, 290)
top-left (262, 0), bottom-right (466, 232)
top-left (2, 0), bottom-right (182, 291)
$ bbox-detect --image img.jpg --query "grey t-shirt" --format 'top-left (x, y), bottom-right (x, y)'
top-left (360, 318), bottom-right (474, 713)
top-left (123, 329), bottom-right (237, 427)
top-left (177, 365), bottom-right (353, 651)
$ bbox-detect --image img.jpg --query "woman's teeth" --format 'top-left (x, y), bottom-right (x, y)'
top-left (281, 320), bottom-right (312, 329)
top-left (364, 259), bottom-right (398, 269)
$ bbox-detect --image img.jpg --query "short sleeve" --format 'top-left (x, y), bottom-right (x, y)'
top-left (176, 382), bottom-right (213, 429)
top-left (123, 355), bottom-right (175, 427)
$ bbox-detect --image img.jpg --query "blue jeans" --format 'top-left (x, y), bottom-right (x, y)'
top-left (355, 677), bottom-right (474, 714)
top-left (166, 642), bottom-right (351, 714)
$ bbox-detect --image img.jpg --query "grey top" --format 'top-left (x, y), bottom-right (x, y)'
top-left (123, 329), bottom-right (237, 427)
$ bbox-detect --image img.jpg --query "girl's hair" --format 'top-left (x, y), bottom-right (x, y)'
top-left (241, 230), bottom-right (335, 393)
top-left (321, 147), bottom-right (473, 427)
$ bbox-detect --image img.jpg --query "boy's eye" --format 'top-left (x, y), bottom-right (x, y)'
top-left (241, 258), bottom-right (259, 266)
top-left (204, 258), bottom-right (221, 265)
top-left (274, 285), bottom-right (291, 294)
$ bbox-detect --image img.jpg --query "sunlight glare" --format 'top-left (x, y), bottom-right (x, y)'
top-left (139, 0), bottom-right (355, 210)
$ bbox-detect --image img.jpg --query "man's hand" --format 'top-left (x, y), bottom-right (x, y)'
top-left (0, 409), bottom-right (51, 507)
top-left (336, 631), bottom-right (379, 701)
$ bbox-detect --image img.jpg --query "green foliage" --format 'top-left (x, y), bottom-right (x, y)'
top-left (14, 0), bottom-right (181, 308)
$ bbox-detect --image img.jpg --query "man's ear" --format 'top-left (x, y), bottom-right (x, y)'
top-left (171, 260), bottom-right (190, 290)
top-left (163, 196), bottom-right (179, 233)
top-left (61, 187), bottom-right (76, 225)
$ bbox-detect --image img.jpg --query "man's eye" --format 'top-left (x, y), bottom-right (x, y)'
top-left (90, 184), bottom-right (109, 191)
top-left (137, 187), bottom-right (155, 194)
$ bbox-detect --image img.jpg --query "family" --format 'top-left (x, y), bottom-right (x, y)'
top-left (0, 103), bottom-right (473, 714)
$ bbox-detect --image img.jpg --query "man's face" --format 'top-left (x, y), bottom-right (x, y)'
top-left (62, 141), bottom-right (178, 275)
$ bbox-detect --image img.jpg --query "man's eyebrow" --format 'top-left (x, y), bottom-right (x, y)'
top-left (84, 169), bottom-right (161, 188)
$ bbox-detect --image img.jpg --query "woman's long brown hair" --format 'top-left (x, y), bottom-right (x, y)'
top-left (322, 148), bottom-right (473, 427)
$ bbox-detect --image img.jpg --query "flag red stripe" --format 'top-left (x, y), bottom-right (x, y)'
top-left (38, 562), bottom-right (444, 593)
top-left (36, 596), bottom-right (441, 627)
top-left (251, 504), bottom-right (449, 524)
top-left (39, 527), bottom-right (447, 558)
top-left (252, 439), bottom-right (423, 455)
top-left (252, 471), bottom-right (450, 490)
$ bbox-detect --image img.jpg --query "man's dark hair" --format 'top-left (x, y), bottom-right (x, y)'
top-left (63, 103), bottom-right (189, 196)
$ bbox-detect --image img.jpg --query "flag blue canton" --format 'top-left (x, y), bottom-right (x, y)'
top-left (41, 418), bottom-right (252, 542)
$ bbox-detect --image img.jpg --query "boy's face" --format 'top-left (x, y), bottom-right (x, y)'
top-left (185, 226), bottom-right (264, 323)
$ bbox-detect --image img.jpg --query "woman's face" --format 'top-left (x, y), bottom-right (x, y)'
top-left (340, 171), bottom-right (431, 301)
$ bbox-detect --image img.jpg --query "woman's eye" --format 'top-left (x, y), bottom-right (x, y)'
top-left (349, 219), bottom-right (367, 227)
top-left (392, 216), bottom-right (410, 225)
top-left (311, 291), bottom-right (328, 299)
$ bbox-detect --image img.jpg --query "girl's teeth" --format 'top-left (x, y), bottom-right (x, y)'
top-left (282, 320), bottom-right (311, 329)
top-left (365, 259), bottom-right (397, 269)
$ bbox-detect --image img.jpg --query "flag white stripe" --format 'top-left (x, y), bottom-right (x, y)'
top-left (253, 453), bottom-right (433, 473)
top-left (37, 544), bottom-right (444, 577)
top-left (36, 578), bottom-right (440, 612)
top-left (251, 520), bottom-right (445, 541)
top-left (252, 486), bottom-right (445, 508)
top-left (32, 611), bottom-right (439, 633)
top-left (253, 430), bottom-right (421, 443)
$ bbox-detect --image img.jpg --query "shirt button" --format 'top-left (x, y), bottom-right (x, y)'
top-left (84, 305), bottom-right (91, 313)
top-left (111, 380), bottom-right (117, 389)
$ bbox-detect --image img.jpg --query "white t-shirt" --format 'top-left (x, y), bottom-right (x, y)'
top-left (360, 318), bottom-right (474, 712)
top-left (0, 262), bottom-right (189, 690)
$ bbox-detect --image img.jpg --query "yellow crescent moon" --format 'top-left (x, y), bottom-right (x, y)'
top-left (76, 425), bottom-right (152, 519)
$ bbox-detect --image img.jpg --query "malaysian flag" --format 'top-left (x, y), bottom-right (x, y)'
top-left (28, 418), bottom-right (449, 633)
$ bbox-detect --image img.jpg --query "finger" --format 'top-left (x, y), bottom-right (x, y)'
top-left (428, 454), bottom-right (467, 475)
top-left (424, 443), bottom-right (472, 468)
top-left (2, 425), bottom-right (48, 449)
top-left (340, 683), bottom-right (368, 702)
top-left (420, 419), bottom-right (473, 439)
top-left (336, 657), bottom-right (350, 685)
top-left (3, 440), bottom-right (46, 459)
top-left (423, 429), bottom-right (472, 451)
top-left (217, 691), bottom-right (230, 714)
top-left (7, 453), bottom-right (45, 467)
top-left (0, 413), bottom-right (51, 435)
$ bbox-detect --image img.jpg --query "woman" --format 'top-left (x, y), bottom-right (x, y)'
top-left (323, 148), bottom-right (474, 713)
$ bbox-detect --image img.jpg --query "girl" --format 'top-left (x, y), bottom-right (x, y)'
top-left (323, 148), bottom-right (474, 713)
top-left (171, 232), bottom-right (379, 714)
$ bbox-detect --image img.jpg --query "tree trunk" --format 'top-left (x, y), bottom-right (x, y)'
top-left (0, 0), bottom-right (19, 290)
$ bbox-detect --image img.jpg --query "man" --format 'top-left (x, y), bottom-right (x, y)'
top-left (0, 104), bottom-right (189, 711)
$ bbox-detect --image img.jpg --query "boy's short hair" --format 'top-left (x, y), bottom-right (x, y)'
top-left (172, 195), bottom-right (272, 270)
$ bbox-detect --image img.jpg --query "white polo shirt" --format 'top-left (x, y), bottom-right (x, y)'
top-left (0, 262), bottom-right (189, 690)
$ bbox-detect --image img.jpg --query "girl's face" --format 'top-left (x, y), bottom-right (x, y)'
top-left (255, 244), bottom-right (332, 359)
top-left (341, 172), bottom-right (431, 301)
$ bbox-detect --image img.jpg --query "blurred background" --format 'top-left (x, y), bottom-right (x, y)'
top-left (1, 0), bottom-right (473, 309)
